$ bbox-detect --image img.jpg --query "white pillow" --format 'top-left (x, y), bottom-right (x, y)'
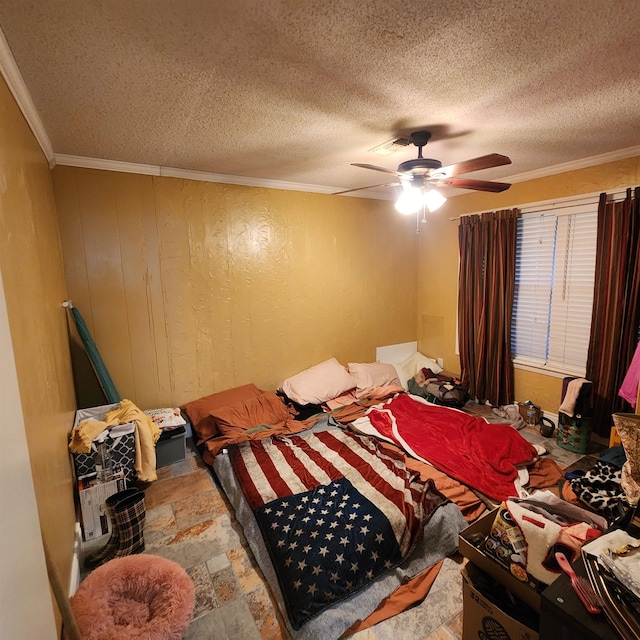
top-left (348, 362), bottom-right (401, 397)
top-left (394, 352), bottom-right (442, 390)
top-left (144, 408), bottom-right (186, 429)
top-left (281, 358), bottom-right (357, 405)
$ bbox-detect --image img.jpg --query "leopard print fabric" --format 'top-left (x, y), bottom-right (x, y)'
top-left (569, 460), bottom-right (624, 521)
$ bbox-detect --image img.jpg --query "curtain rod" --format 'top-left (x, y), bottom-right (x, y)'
top-left (448, 187), bottom-right (632, 221)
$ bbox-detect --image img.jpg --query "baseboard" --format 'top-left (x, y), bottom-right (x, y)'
top-left (69, 522), bottom-right (82, 596)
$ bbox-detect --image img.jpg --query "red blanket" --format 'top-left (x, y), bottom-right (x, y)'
top-left (366, 394), bottom-right (537, 501)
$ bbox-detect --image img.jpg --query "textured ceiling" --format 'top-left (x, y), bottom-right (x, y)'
top-left (0, 0), bottom-right (639, 199)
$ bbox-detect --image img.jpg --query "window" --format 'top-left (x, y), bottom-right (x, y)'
top-left (511, 203), bottom-right (597, 376)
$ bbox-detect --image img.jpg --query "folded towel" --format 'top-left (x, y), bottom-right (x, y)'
top-left (559, 378), bottom-right (590, 417)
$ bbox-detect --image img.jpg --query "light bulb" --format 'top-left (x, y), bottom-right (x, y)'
top-left (395, 187), bottom-right (422, 215)
top-left (425, 188), bottom-right (447, 212)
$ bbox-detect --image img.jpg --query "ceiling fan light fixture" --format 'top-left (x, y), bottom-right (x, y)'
top-left (340, 131), bottom-right (512, 209)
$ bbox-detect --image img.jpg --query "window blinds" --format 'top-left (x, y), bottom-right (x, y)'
top-left (512, 214), bottom-right (556, 363)
top-left (511, 204), bottom-right (597, 374)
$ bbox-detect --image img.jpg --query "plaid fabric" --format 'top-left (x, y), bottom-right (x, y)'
top-left (111, 492), bottom-right (146, 559)
top-left (84, 488), bottom-right (142, 569)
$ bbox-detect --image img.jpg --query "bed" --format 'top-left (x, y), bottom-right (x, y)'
top-left (181, 346), bottom-right (539, 639)
top-left (212, 416), bottom-right (467, 639)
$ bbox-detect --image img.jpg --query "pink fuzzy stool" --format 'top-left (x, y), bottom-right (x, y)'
top-left (71, 554), bottom-right (195, 640)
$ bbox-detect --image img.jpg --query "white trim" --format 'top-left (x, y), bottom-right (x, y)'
top-left (0, 27), bottom-right (55, 166)
top-left (55, 151), bottom-right (640, 199)
top-left (68, 522), bottom-right (82, 597)
top-left (513, 360), bottom-right (586, 380)
top-left (55, 154), bottom-right (161, 176)
top-left (518, 188), bottom-right (630, 214)
top-left (158, 165), bottom-right (338, 195)
top-left (53, 153), bottom-right (397, 199)
top-left (504, 146), bottom-right (640, 185)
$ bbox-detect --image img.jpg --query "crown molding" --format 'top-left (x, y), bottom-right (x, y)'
top-left (0, 27), bottom-right (55, 166)
top-left (54, 154), bottom-right (161, 176)
top-left (54, 154), bottom-right (393, 200)
top-left (158, 164), bottom-right (339, 196)
top-left (504, 146), bottom-right (640, 184)
top-left (56, 146), bottom-right (640, 201)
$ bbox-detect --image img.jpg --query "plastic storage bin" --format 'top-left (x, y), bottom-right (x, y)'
top-left (156, 425), bottom-right (187, 467)
top-left (557, 414), bottom-right (592, 453)
top-left (557, 378), bottom-right (593, 454)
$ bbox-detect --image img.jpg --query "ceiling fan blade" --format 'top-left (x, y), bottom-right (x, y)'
top-left (431, 177), bottom-right (511, 193)
top-left (333, 182), bottom-right (399, 195)
top-left (437, 153), bottom-right (512, 178)
top-left (352, 163), bottom-right (402, 177)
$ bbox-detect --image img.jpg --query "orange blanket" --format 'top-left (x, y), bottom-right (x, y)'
top-left (344, 560), bottom-right (444, 634)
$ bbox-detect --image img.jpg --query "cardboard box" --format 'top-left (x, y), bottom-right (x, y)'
top-left (459, 507), bottom-right (542, 612)
top-left (518, 402), bottom-right (542, 425)
top-left (77, 473), bottom-right (126, 541)
top-left (463, 563), bottom-right (539, 640)
top-left (609, 425), bottom-right (621, 448)
top-left (480, 503), bottom-right (548, 594)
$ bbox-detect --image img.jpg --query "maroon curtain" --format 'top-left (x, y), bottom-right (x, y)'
top-left (458, 209), bottom-right (518, 406)
top-left (586, 187), bottom-right (640, 437)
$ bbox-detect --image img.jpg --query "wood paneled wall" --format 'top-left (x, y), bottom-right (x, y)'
top-left (53, 168), bottom-right (419, 408)
top-left (0, 75), bottom-right (76, 635)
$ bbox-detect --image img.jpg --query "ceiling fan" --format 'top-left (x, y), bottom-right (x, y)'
top-left (334, 131), bottom-right (512, 203)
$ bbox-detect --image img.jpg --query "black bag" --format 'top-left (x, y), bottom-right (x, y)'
top-left (408, 368), bottom-right (469, 408)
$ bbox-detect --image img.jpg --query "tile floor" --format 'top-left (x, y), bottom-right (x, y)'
top-left (79, 406), bottom-right (595, 640)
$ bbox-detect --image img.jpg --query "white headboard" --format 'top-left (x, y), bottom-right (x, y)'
top-left (375, 341), bottom-right (417, 364)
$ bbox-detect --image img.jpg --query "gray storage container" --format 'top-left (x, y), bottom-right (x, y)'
top-left (156, 425), bottom-right (187, 467)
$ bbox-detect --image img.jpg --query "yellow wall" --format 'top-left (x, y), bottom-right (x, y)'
top-left (52, 167), bottom-right (419, 408)
top-left (0, 75), bottom-right (76, 627)
top-left (418, 156), bottom-right (640, 415)
top-left (52, 156), bottom-right (640, 418)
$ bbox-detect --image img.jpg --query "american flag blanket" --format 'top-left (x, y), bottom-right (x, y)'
top-left (228, 428), bottom-right (447, 629)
